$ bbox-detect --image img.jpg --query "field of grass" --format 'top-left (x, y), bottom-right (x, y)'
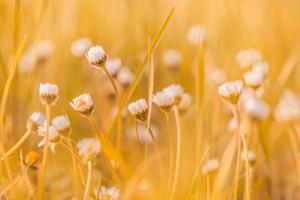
top-left (1, 0), bottom-right (300, 199)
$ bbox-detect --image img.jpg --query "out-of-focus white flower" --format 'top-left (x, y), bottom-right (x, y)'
top-left (244, 97), bottom-right (270, 120)
top-left (105, 58), bottom-right (122, 77)
top-left (202, 159), bottom-right (219, 175)
top-left (77, 138), bottom-right (101, 161)
top-left (127, 99), bottom-right (148, 122)
top-left (218, 81), bottom-right (244, 104)
top-left (274, 90), bottom-right (300, 122)
top-left (70, 93), bottom-right (94, 116)
top-left (187, 25), bottom-right (207, 46)
top-left (18, 49), bottom-right (36, 73)
top-left (178, 93), bottom-right (192, 112)
top-left (98, 186), bottom-right (120, 200)
top-left (207, 68), bottom-right (227, 85)
top-left (38, 123), bottom-right (60, 153)
top-left (52, 115), bottom-right (71, 136)
top-left (35, 40), bottom-right (54, 61)
top-left (136, 178), bottom-right (152, 196)
top-left (153, 91), bottom-right (175, 112)
top-left (71, 37), bottom-right (92, 57)
top-left (236, 49), bottom-right (262, 68)
top-left (227, 117), bottom-right (238, 133)
top-left (163, 84), bottom-right (184, 105)
top-left (117, 67), bottom-right (134, 86)
top-left (243, 70), bottom-right (264, 89)
top-left (252, 61), bottom-right (269, 78)
top-left (162, 49), bottom-right (182, 69)
top-left (26, 112), bottom-right (45, 131)
top-left (130, 124), bottom-right (158, 144)
top-left (39, 83), bottom-right (59, 105)
top-left (86, 45), bottom-right (107, 66)
top-left (241, 150), bottom-right (256, 163)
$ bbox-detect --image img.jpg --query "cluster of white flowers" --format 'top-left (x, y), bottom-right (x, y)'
top-left (202, 159), bottom-right (219, 175)
top-left (39, 83), bottom-right (59, 105)
top-left (127, 98), bottom-right (148, 122)
top-left (70, 93), bottom-right (94, 116)
top-left (77, 137), bottom-right (101, 161)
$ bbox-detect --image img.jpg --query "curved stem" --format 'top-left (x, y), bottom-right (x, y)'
top-left (83, 161), bottom-right (92, 199)
top-left (170, 106), bottom-right (181, 199)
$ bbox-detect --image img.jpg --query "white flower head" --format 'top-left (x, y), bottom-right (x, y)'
top-left (163, 84), bottom-right (184, 105)
top-left (202, 159), bottom-right (219, 175)
top-left (70, 93), bottom-right (94, 116)
top-left (26, 112), bottom-right (45, 131)
top-left (38, 123), bottom-right (61, 153)
top-left (218, 81), bottom-right (244, 104)
top-left (244, 97), bottom-right (270, 120)
top-left (153, 91), bottom-right (175, 112)
top-left (52, 115), bottom-right (71, 136)
top-left (127, 98), bottom-right (148, 122)
top-left (77, 138), bottom-right (101, 161)
top-left (35, 40), bottom-right (54, 61)
top-left (274, 90), bottom-right (300, 122)
top-left (18, 48), bottom-right (36, 73)
top-left (241, 150), bottom-right (256, 163)
top-left (178, 93), bottom-right (192, 112)
top-left (207, 68), bottom-right (227, 85)
top-left (105, 58), bottom-right (122, 77)
top-left (187, 25), bottom-right (207, 46)
top-left (252, 61), bottom-right (269, 78)
top-left (117, 67), bottom-right (133, 86)
top-left (227, 117), bottom-right (238, 133)
top-left (99, 186), bottom-right (120, 200)
top-left (243, 70), bottom-right (264, 89)
top-left (71, 37), bottom-right (92, 57)
top-left (86, 45), bottom-right (107, 67)
top-left (39, 83), bottom-right (59, 105)
top-left (162, 49), bottom-right (182, 69)
top-left (236, 49), bottom-right (262, 68)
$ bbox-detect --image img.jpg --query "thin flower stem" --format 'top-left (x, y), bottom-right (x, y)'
top-left (37, 104), bottom-right (51, 200)
top-left (206, 175), bottom-right (210, 200)
top-left (165, 112), bottom-right (173, 191)
top-left (241, 134), bottom-right (250, 200)
top-left (135, 121), bottom-right (142, 162)
top-left (288, 126), bottom-right (300, 184)
top-left (170, 106), bottom-right (182, 199)
top-left (83, 160), bottom-right (92, 199)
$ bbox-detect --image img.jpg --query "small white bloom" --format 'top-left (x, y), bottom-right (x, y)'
top-left (187, 25), bottom-right (207, 46)
top-left (117, 67), bottom-right (134, 86)
top-left (86, 45), bottom-right (107, 66)
top-left (162, 49), bottom-right (182, 69)
top-left (39, 83), bottom-right (59, 105)
top-left (38, 123), bottom-right (60, 153)
top-left (52, 115), bottom-right (71, 136)
top-left (218, 81), bottom-right (244, 104)
top-left (243, 70), bottom-right (264, 89)
top-left (127, 98), bottom-right (148, 122)
top-left (77, 137), bottom-right (101, 161)
top-left (99, 186), bottom-right (120, 200)
top-left (207, 68), bottom-right (227, 85)
top-left (26, 112), bottom-right (45, 131)
top-left (202, 159), bottom-right (219, 175)
top-left (71, 37), bottom-right (92, 57)
top-left (227, 117), bottom-right (238, 133)
top-left (163, 84), bottom-right (184, 105)
top-left (70, 93), bottom-right (94, 116)
top-left (252, 61), bottom-right (269, 78)
top-left (35, 40), bottom-right (54, 61)
top-left (131, 124), bottom-right (158, 144)
top-left (244, 97), bottom-right (270, 120)
top-left (153, 91), bottom-right (175, 112)
top-left (105, 58), bottom-right (122, 77)
top-left (236, 49), bottom-right (262, 68)
top-left (178, 93), bottom-right (192, 112)
top-left (241, 150), bottom-right (256, 163)
top-left (18, 49), bottom-right (36, 73)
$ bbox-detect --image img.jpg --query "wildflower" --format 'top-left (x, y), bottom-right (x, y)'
top-left (202, 159), bottom-right (219, 175)
top-left (178, 93), bottom-right (192, 112)
top-left (131, 124), bottom-right (158, 144)
top-left (98, 186), bottom-right (120, 200)
top-left (236, 49), bottom-right (262, 68)
top-left (24, 150), bottom-right (39, 168)
top-left (243, 97), bottom-right (270, 120)
top-left (187, 25), bottom-right (207, 46)
top-left (37, 124), bottom-right (61, 153)
top-left (77, 138), bottom-right (101, 161)
top-left (52, 115), bottom-right (71, 136)
top-left (227, 117), bottom-right (238, 133)
top-left (243, 70), bottom-right (264, 89)
top-left (218, 81), bottom-right (244, 104)
top-left (35, 40), bottom-right (54, 61)
top-left (127, 98), bottom-right (148, 122)
top-left (162, 84), bottom-right (184, 105)
top-left (274, 90), bottom-right (300, 122)
top-left (117, 67), bottom-right (134, 86)
top-left (26, 112), bottom-right (45, 132)
top-left (71, 37), bottom-right (92, 57)
top-left (18, 48), bottom-right (36, 73)
top-left (39, 83), bottom-right (59, 105)
top-left (241, 150), bottom-right (256, 165)
top-left (86, 45), bottom-right (107, 67)
top-left (207, 68), bottom-right (227, 85)
top-left (162, 49), bottom-right (182, 70)
top-left (152, 91), bottom-right (175, 112)
top-left (70, 93), bottom-right (94, 116)
top-left (252, 61), bottom-right (269, 78)
top-left (105, 58), bottom-right (122, 77)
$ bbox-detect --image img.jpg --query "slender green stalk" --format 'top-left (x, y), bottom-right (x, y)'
top-left (83, 160), bottom-right (92, 199)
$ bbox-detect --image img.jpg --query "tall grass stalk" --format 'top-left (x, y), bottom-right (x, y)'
top-left (83, 160), bottom-right (92, 199)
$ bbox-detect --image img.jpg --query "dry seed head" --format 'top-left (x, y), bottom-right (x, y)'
top-left (162, 84), bottom-right (184, 105)
top-left (187, 25), bottom-right (207, 46)
top-left (202, 159), bottom-right (219, 175)
top-left (25, 150), bottom-right (39, 168)
top-left (152, 91), bottom-right (175, 112)
top-left (26, 112), bottom-right (45, 132)
top-left (218, 81), bottom-right (243, 104)
top-left (243, 70), bottom-right (264, 89)
top-left (162, 49), bottom-right (182, 70)
top-left (105, 58), bottom-right (122, 77)
top-left (86, 45), bottom-right (107, 67)
top-left (117, 67), bottom-right (134, 86)
top-left (127, 98), bottom-right (148, 122)
top-left (99, 186), bottom-right (120, 200)
top-left (70, 93), bottom-right (94, 116)
top-left (39, 83), bottom-right (59, 105)
top-left (71, 37), bottom-right (92, 57)
top-left (52, 115), bottom-right (71, 136)
top-left (236, 49), bottom-right (262, 68)
top-left (37, 123), bottom-right (61, 153)
top-left (77, 137), bottom-right (101, 161)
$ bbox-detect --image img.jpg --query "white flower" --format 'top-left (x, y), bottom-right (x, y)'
top-left (218, 81), bottom-right (244, 104)
top-left (178, 93), bottom-right (192, 112)
top-left (39, 83), bottom-right (59, 105)
top-left (71, 37), bottom-right (92, 57)
top-left (244, 97), bottom-right (270, 120)
top-left (202, 159), bottom-right (219, 175)
top-left (127, 98), bottom-right (148, 122)
top-left (274, 90), bottom-right (300, 122)
top-left (18, 48), bottom-right (36, 73)
top-left (35, 40), bottom-right (54, 61)
top-left (241, 150), bottom-right (256, 163)
top-left (52, 115), bottom-right (71, 136)
top-left (207, 68), bottom-right (227, 85)
top-left (117, 67), bottom-right (134, 86)
top-left (70, 93), bottom-right (94, 116)
top-left (26, 112), bottom-right (45, 131)
top-left (236, 49), bottom-right (262, 68)
top-left (243, 70), bottom-right (264, 89)
top-left (163, 84), bottom-right (184, 105)
top-left (105, 58), bottom-right (122, 77)
top-left (227, 117), bottom-right (238, 133)
top-left (77, 138), bottom-right (101, 161)
top-left (130, 124), bottom-right (158, 144)
top-left (86, 45), bottom-right (107, 66)
top-left (162, 49), bottom-right (182, 69)
top-left (252, 61), bottom-right (269, 78)
top-left (152, 91), bottom-right (175, 112)
top-left (187, 25), bottom-right (207, 46)
top-left (99, 186), bottom-right (120, 200)
top-left (38, 123), bottom-right (60, 153)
